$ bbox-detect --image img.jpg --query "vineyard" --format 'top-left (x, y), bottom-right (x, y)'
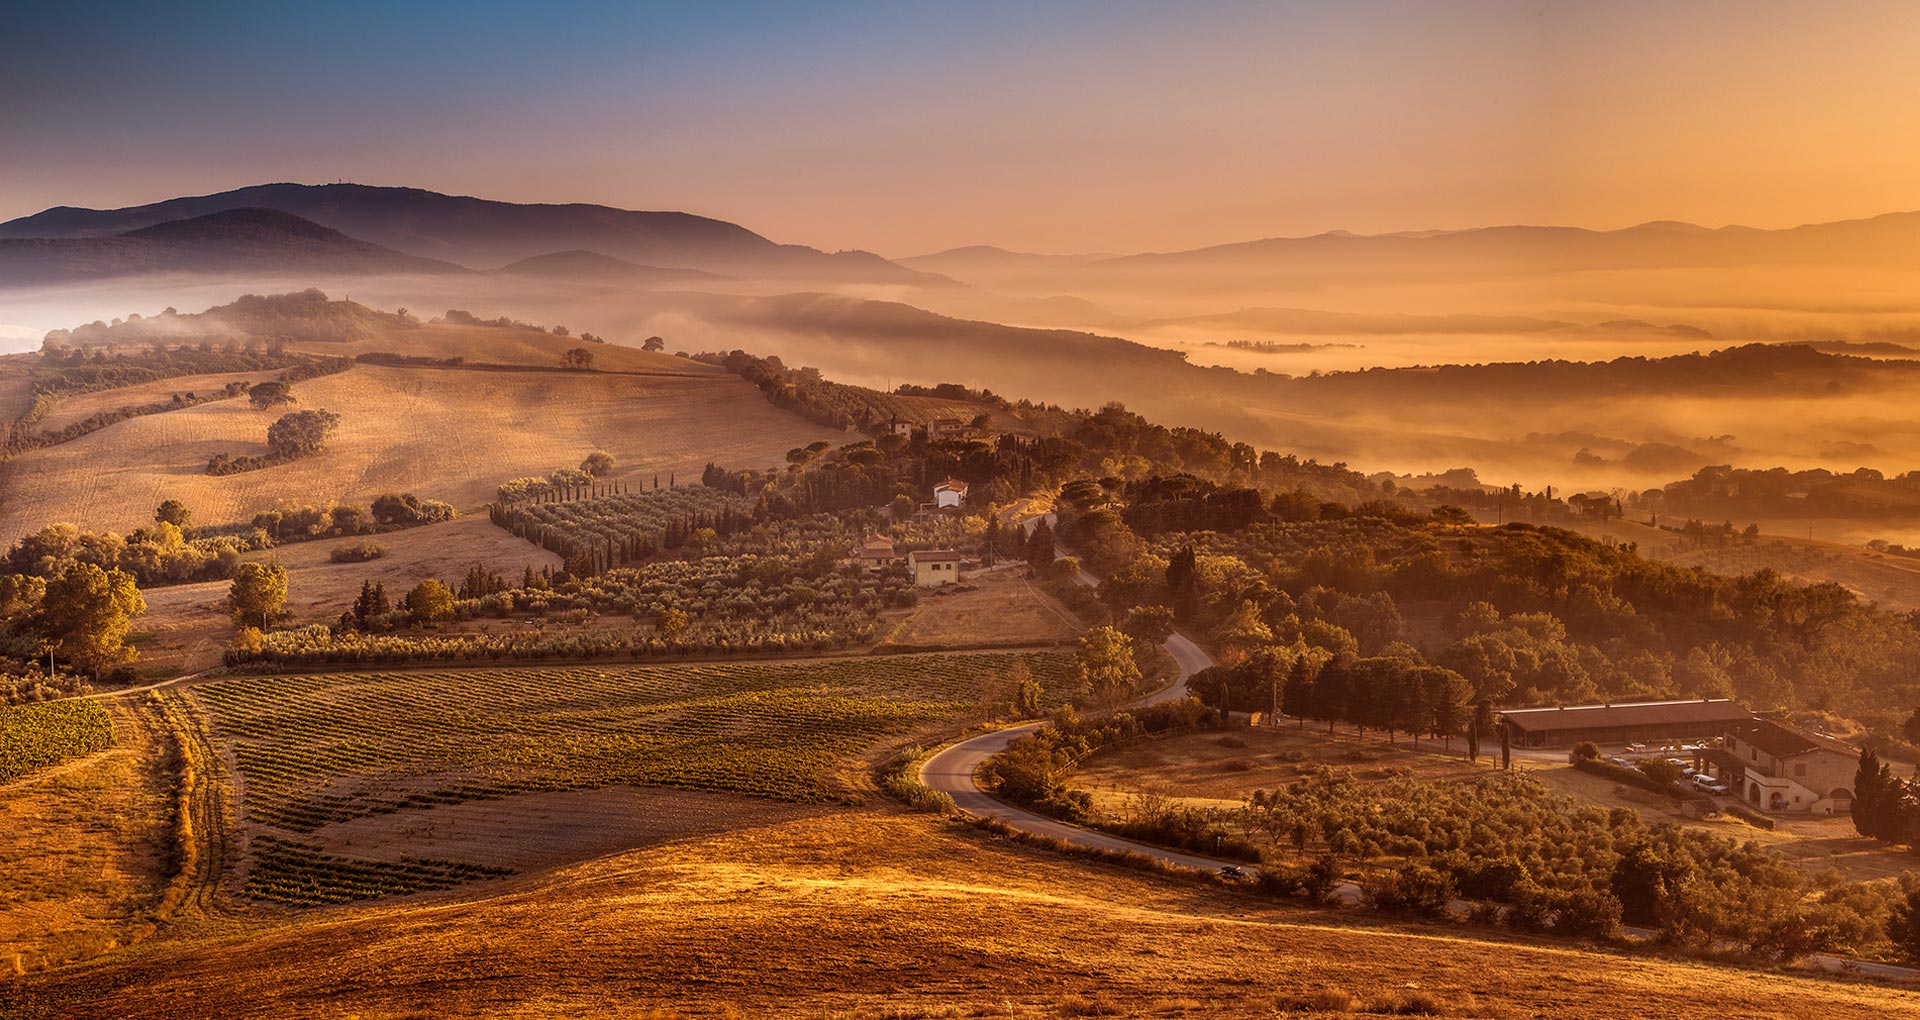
top-left (243, 836), bottom-right (511, 905)
top-left (197, 652), bottom-right (1077, 838)
top-left (0, 699), bottom-right (113, 783)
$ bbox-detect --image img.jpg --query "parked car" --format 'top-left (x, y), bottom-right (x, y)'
top-left (1625, 743), bottom-right (1647, 753)
top-left (1219, 865), bottom-right (1248, 881)
top-left (1692, 775), bottom-right (1729, 795)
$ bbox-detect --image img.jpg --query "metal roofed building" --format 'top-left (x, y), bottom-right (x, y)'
top-left (1499, 698), bottom-right (1754, 748)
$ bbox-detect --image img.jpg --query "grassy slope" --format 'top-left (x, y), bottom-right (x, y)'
top-left (0, 324), bottom-right (845, 544)
top-left (132, 515), bottom-right (564, 674)
top-left (6, 811), bottom-right (1914, 1019)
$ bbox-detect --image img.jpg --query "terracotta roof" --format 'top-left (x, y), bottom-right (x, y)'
top-left (908, 549), bottom-right (961, 562)
top-left (1500, 698), bottom-right (1752, 733)
top-left (1727, 719), bottom-right (1858, 760)
top-left (934, 478), bottom-right (969, 491)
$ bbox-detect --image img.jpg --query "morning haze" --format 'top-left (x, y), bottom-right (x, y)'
top-left (6, 3), bottom-right (1920, 1017)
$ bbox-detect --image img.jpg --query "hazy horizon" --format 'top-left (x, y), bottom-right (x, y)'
top-left (9, 1), bottom-right (1920, 255)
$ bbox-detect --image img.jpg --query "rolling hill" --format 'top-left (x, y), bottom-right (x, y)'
top-left (0, 182), bottom-right (950, 285)
top-left (0, 209), bottom-right (466, 286)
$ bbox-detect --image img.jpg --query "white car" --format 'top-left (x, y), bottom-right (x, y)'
top-left (1692, 775), bottom-right (1729, 795)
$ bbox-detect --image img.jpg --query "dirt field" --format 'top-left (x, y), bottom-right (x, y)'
top-left (0, 360), bottom-right (843, 544)
top-left (302, 786), bottom-right (829, 872)
top-left (878, 569), bottom-right (1083, 650)
top-left (0, 699), bottom-right (176, 975)
top-left (132, 515), bottom-right (560, 673)
top-left (5, 809), bottom-right (1915, 1020)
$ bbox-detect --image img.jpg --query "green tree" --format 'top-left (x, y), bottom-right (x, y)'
top-left (655, 606), bottom-right (690, 641)
top-left (1025, 519), bottom-right (1055, 572)
top-left (154, 499), bottom-right (192, 528)
top-left (266, 409), bottom-right (341, 458)
top-left (580, 450), bottom-right (616, 477)
top-left (1886, 886), bottom-right (1920, 963)
top-left (563, 347), bottom-right (594, 369)
top-left (1075, 626), bottom-right (1140, 704)
top-left (1121, 604), bottom-right (1175, 647)
top-left (227, 562), bottom-right (288, 630)
top-left (405, 579), bottom-right (455, 626)
top-left (642, 335), bottom-right (665, 352)
top-left (43, 562), bottom-right (145, 674)
top-left (1009, 660), bottom-right (1043, 717)
top-left (248, 380), bottom-right (294, 409)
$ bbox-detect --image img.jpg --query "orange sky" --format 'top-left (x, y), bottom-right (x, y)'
top-left (5, 2), bottom-right (1920, 255)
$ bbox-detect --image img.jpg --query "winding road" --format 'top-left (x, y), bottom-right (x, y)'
top-left (920, 561), bottom-right (1920, 983)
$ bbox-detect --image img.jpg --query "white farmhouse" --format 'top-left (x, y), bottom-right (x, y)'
top-left (933, 478), bottom-right (968, 509)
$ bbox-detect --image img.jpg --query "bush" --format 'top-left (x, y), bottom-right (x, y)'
top-left (1362, 862), bottom-right (1456, 918)
top-left (329, 541), bottom-right (386, 564)
top-left (1726, 803), bottom-right (1776, 830)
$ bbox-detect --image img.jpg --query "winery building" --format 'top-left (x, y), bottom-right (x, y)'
top-left (1499, 698), bottom-right (1754, 748)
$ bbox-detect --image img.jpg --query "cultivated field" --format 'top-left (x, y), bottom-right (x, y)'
top-left (134, 515), bottom-right (562, 673)
top-left (6, 809), bottom-right (1915, 1019)
top-left (189, 652), bottom-right (1074, 904)
top-left (0, 699), bottom-right (175, 975)
top-left (0, 359), bottom-right (843, 544)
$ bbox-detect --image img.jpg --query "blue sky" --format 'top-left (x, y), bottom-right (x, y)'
top-left (5, 1), bottom-right (1919, 254)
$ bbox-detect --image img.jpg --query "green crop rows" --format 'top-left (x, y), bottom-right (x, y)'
top-left (243, 835), bottom-right (511, 905)
top-left (0, 699), bottom-right (112, 782)
top-left (196, 651), bottom-right (1075, 834)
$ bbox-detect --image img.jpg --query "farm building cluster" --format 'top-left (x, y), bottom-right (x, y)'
top-left (1498, 698), bottom-right (1865, 817)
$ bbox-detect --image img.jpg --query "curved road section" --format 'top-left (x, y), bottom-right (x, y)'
top-left (919, 567), bottom-right (1918, 982)
top-left (921, 623), bottom-right (1224, 871)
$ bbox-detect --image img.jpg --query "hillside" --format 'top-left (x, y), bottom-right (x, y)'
top-left (0, 295), bottom-right (845, 544)
top-left (0, 183), bottom-right (946, 284)
top-left (5, 809), bottom-right (1910, 1019)
top-left (0, 209), bottom-right (466, 287)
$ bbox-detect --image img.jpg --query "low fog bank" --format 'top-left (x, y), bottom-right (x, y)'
top-left (16, 264), bottom-right (1920, 512)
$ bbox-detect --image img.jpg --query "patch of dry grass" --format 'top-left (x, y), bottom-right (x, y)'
top-left (0, 355), bottom-right (843, 545)
top-left (0, 699), bottom-right (175, 975)
top-left (880, 570), bottom-right (1082, 651)
top-left (132, 514), bottom-right (561, 673)
top-left (5, 810), bottom-right (1916, 1019)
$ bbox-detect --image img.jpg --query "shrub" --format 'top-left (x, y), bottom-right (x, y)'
top-left (1362, 862), bottom-right (1456, 918)
top-left (1726, 803), bottom-right (1776, 830)
top-left (329, 541), bottom-right (386, 564)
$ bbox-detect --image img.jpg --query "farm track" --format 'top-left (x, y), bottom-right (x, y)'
top-left (150, 690), bottom-right (238, 921)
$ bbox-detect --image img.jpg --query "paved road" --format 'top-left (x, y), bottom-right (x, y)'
top-left (920, 559), bottom-right (1919, 982)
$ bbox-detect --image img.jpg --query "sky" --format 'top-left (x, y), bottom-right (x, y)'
top-left (4, 0), bottom-right (1920, 256)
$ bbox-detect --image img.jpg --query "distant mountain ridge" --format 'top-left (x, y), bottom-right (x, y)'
top-left (0, 182), bottom-right (947, 285)
top-left (1091, 211), bottom-right (1920, 278)
top-left (0, 207), bottom-right (467, 286)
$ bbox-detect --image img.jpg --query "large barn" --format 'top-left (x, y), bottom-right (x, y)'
top-left (1499, 698), bottom-right (1754, 748)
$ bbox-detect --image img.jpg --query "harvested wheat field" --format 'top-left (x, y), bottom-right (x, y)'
top-left (5, 809), bottom-right (1915, 1020)
top-left (880, 568), bottom-right (1084, 650)
top-left (0, 360), bottom-right (843, 543)
top-left (32, 370), bottom-right (289, 432)
top-left (133, 515), bottom-right (561, 673)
